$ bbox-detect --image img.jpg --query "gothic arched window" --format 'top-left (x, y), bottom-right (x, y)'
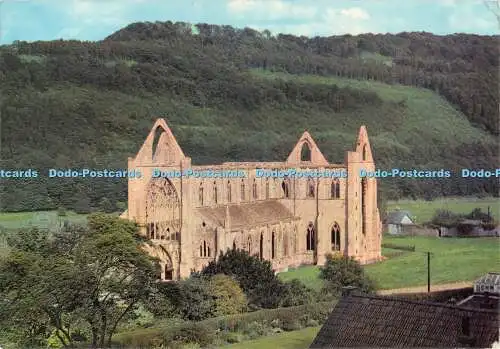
top-left (241, 180), bottom-right (245, 201)
top-left (306, 223), bottom-right (315, 251)
top-left (213, 181), bottom-right (218, 204)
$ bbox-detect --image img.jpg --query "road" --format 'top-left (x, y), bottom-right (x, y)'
top-left (376, 281), bottom-right (473, 295)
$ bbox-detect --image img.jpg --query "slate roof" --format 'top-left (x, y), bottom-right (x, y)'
top-left (310, 293), bottom-right (499, 348)
top-left (475, 272), bottom-right (500, 294)
top-left (195, 201), bottom-right (298, 229)
top-left (385, 210), bottom-right (413, 224)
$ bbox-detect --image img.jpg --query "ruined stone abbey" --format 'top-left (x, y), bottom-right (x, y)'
top-left (120, 118), bottom-right (382, 281)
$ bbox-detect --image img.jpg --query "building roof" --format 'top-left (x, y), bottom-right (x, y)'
top-left (385, 210), bottom-right (413, 224)
top-left (475, 272), bottom-right (500, 293)
top-left (309, 293), bottom-right (499, 348)
top-left (195, 201), bottom-right (298, 229)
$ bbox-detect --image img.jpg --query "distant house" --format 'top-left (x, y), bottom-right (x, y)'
top-left (474, 272), bottom-right (500, 294)
top-left (385, 210), bottom-right (414, 235)
top-left (440, 220), bottom-right (499, 237)
top-left (309, 290), bottom-right (499, 348)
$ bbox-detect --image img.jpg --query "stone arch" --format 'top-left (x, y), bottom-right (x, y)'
top-left (331, 222), bottom-right (341, 251)
top-left (146, 178), bottom-right (181, 240)
top-left (300, 141), bottom-right (312, 161)
top-left (306, 222), bottom-right (315, 251)
top-left (144, 244), bottom-right (175, 281)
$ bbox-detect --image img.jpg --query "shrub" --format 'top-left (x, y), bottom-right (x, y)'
top-left (381, 243), bottom-right (415, 251)
top-left (162, 322), bottom-right (215, 348)
top-left (279, 278), bottom-right (316, 306)
top-left (112, 328), bottom-right (164, 348)
top-left (209, 274), bottom-right (248, 316)
top-left (200, 249), bottom-right (284, 309)
top-left (319, 254), bottom-right (376, 296)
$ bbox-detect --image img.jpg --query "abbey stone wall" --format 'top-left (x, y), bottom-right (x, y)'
top-left (120, 118), bottom-right (382, 281)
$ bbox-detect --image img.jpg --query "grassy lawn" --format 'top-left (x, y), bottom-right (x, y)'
top-left (0, 210), bottom-right (89, 231)
top-left (387, 197), bottom-right (499, 224)
top-left (279, 236), bottom-right (500, 291)
top-left (219, 326), bottom-right (320, 349)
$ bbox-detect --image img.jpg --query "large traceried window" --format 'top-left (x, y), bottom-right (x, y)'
top-left (146, 178), bottom-right (181, 241)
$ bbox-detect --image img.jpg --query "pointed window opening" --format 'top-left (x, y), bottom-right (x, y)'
top-left (200, 245), bottom-right (203, 257)
top-left (149, 223), bottom-right (155, 239)
top-left (203, 240), bottom-right (207, 256)
top-left (331, 179), bottom-right (340, 199)
top-left (259, 233), bottom-right (264, 260)
top-left (232, 240), bottom-right (236, 250)
top-left (247, 236), bottom-right (251, 254)
top-left (227, 181), bottom-right (232, 202)
top-left (362, 178), bottom-right (367, 235)
top-left (164, 265), bottom-right (173, 281)
top-left (241, 180), bottom-right (245, 201)
top-left (271, 231), bottom-right (276, 259)
top-left (152, 126), bottom-right (164, 160)
top-left (362, 144), bottom-right (367, 161)
top-left (207, 246), bottom-right (211, 257)
top-left (331, 223), bottom-right (341, 251)
top-left (282, 178), bottom-right (290, 198)
top-left (199, 183), bottom-right (204, 205)
top-left (306, 223), bottom-right (315, 251)
top-left (252, 179), bottom-right (258, 200)
top-left (307, 178), bottom-right (315, 198)
top-left (301, 142), bottom-right (312, 161)
top-left (213, 182), bottom-right (218, 204)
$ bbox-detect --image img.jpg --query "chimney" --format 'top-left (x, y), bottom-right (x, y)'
top-left (342, 285), bottom-right (358, 296)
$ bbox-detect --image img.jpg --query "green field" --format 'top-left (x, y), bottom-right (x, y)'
top-left (279, 236), bottom-right (500, 291)
top-left (220, 326), bottom-right (320, 349)
top-left (0, 210), bottom-right (89, 231)
top-left (387, 197), bottom-right (499, 224)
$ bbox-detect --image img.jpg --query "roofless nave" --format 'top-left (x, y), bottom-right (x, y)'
top-left (121, 118), bottom-right (382, 280)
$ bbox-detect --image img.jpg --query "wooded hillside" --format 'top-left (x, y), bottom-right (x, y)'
top-left (0, 22), bottom-right (498, 213)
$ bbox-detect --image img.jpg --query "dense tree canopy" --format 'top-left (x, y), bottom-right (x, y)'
top-left (0, 22), bottom-right (498, 213)
top-left (0, 214), bottom-right (158, 348)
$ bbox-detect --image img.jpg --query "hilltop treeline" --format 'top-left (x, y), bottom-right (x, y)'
top-left (0, 22), bottom-right (498, 213)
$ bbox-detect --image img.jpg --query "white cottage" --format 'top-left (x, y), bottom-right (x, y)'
top-left (385, 210), bottom-right (414, 235)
